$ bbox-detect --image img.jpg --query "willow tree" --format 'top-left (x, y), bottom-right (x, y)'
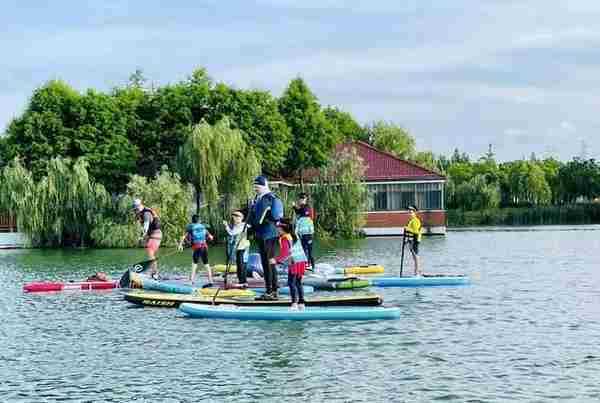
top-left (1, 157), bottom-right (110, 246)
top-left (175, 118), bottom-right (261, 214)
top-left (312, 149), bottom-right (367, 239)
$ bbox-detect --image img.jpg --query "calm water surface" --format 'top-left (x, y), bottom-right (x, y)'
top-left (1, 226), bottom-right (600, 402)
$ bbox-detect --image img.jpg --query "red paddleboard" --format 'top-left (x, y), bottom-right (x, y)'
top-left (23, 280), bottom-right (118, 293)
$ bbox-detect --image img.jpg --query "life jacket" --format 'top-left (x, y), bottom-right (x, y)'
top-left (139, 207), bottom-right (161, 232)
top-left (296, 216), bottom-right (314, 236)
top-left (185, 223), bottom-right (205, 243)
top-left (281, 233), bottom-right (308, 264)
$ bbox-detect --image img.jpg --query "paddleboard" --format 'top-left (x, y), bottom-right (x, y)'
top-left (179, 304), bottom-right (400, 321)
top-left (123, 290), bottom-right (384, 308)
top-left (369, 274), bottom-right (470, 287)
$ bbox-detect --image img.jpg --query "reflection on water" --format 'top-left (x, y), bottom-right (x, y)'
top-left (1, 226), bottom-right (600, 402)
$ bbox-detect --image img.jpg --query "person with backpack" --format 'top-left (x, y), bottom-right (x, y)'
top-left (294, 194), bottom-right (316, 269)
top-left (178, 214), bottom-right (214, 285)
top-left (248, 175), bottom-right (283, 300)
top-left (132, 199), bottom-right (162, 277)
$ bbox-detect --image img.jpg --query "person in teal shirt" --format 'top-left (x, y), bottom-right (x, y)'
top-left (178, 214), bottom-right (214, 284)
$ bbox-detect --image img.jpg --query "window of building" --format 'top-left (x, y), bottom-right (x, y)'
top-left (367, 182), bottom-right (443, 211)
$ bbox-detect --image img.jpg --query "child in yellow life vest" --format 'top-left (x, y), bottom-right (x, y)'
top-left (405, 205), bottom-right (423, 276)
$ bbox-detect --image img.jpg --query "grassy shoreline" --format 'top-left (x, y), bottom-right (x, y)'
top-left (447, 204), bottom-right (600, 227)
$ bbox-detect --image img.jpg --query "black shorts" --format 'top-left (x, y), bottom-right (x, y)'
top-left (409, 240), bottom-right (419, 256)
top-left (192, 247), bottom-right (209, 265)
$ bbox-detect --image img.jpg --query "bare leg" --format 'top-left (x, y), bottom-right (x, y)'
top-left (205, 264), bottom-right (213, 284)
top-left (412, 253), bottom-right (421, 276)
top-left (190, 263), bottom-right (198, 283)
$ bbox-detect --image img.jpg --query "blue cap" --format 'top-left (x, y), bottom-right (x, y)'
top-left (253, 175), bottom-right (267, 186)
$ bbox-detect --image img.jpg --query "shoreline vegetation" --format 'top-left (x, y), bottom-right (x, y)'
top-left (1, 66), bottom-right (599, 246)
top-left (447, 204), bottom-right (600, 227)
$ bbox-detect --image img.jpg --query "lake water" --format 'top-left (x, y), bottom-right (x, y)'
top-left (1, 226), bottom-right (600, 402)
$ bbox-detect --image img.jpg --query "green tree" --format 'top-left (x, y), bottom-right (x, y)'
top-left (367, 121), bottom-right (416, 160)
top-left (175, 118), bottom-right (260, 214)
top-left (279, 77), bottom-right (338, 179)
top-left (3, 81), bottom-right (138, 192)
top-left (1, 158), bottom-right (111, 247)
top-left (323, 106), bottom-right (366, 141)
top-left (126, 167), bottom-right (194, 247)
top-left (312, 148), bottom-right (367, 238)
top-left (209, 84), bottom-right (291, 173)
top-left (453, 174), bottom-right (501, 210)
top-left (557, 158), bottom-right (600, 203)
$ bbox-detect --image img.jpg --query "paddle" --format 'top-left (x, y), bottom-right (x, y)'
top-left (118, 248), bottom-right (182, 288)
top-left (399, 231), bottom-right (407, 277)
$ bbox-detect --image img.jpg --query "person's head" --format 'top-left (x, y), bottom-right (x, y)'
top-left (132, 198), bottom-right (143, 213)
top-left (276, 218), bottom-right (296, 240)
top-left (298, 192), bottom-right (309, 205)
top-left (253, 175), bottom-right (268, 194)
top-left (408, 205), bottom-right (419, 216)
top-left (231, 210), bottom-right (244, 224)
top-left (191, 214), bottom-right (200, 224)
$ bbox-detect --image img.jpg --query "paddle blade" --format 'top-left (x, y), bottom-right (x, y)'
top-left (118, 270), bottom-right (131, 289)
top-left (132, 259), bottom-right (157, 274)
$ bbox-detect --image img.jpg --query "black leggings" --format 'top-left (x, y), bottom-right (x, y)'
top-left (236, 249), bottom-right (247, 284)
top-left (287, 273), bottom-right (305, 304)
top-left (258, 238), bottom-right (278, 294)
top-left (301, 235), bottom-right (315, 268)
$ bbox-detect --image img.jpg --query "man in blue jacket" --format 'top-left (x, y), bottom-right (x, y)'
top-left (248, 175), bottom-right (283, 300)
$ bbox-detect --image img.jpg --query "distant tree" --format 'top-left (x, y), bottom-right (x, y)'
top-left (323, 106), bottom-right (366, 141)
top-left (175, 118), bottom-right (260, 214)
top-left (209, 84), bottom-right (291, 173)
top-left (128, 69), bottom-right (147, 88)
top-left (413, 151), bottom-right (439, 173)
top-left (451, 148), bottom-right (470, 164)
top-left (557, 158), bottom-right (600, 203)
top-left (454, 175), bottom-right (501, 210)
top-left (279, 77), bottom-right (338, 180)
top-left (367, 121), bottom-right (416, 160)
top-left (2, 81), bottom-right (138, 192)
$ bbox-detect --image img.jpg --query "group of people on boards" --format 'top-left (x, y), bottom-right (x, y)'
top-left (128, 174), bottom-right (424, 307)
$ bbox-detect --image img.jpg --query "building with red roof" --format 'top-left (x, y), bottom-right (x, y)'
top-left (272, 141), bottom-right (446, 236)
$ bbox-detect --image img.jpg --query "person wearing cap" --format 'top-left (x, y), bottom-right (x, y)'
top-left (248, 175), bottom-right (284, 300)
top-left (405, 205), bottom-right (423, 276)
top-left (178, 214), bottom-right (214, 284)
top-left (223, 210), bottom-right (250, 286)
top-left (132, 199), bottom-right (162, 277)
top-left (294, 194), bottom-right (316, 269)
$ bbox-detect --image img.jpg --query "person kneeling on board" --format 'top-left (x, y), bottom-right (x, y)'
top-left (405, 205), bottom-right (423, 276)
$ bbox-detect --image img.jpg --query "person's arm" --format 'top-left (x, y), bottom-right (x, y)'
top-left (207, 231), bottom-right (214, 242)
top-left (271, 198), bottom-right (284, 222)
top-left (142, 211), bottom-right (152, 236)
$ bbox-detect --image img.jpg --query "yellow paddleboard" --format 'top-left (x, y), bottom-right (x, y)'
top-left (213, 264), bottom-right (237, 273)
top-left (344, 265), bottom-right (385, 275)
top-left (197, 288), bottom-right (255, 297)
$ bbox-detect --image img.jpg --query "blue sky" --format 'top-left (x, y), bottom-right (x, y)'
top-left (2, 0), bottom-right (600, 161)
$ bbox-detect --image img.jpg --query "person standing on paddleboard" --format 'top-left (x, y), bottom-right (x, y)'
top-left (223, 210), bottom-right (250, 287)
top-left (294, 193), bottom-right (316, 270)
top-left (405, 205), bottom-right (423, 276)
top-left (132, 199), bottom-right (162, 278)
top-left (248, 175), bottom-right (283, 300)
top-left (275, 219), bottom-right (308, 310)
top-left (178, 214), bottom-right (214, 285)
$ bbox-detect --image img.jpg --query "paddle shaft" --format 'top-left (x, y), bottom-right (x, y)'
top-left (399, 231), bottom-right (406, 277)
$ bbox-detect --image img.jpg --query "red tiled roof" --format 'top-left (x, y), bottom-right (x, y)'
top-left (338, 141), bottom-right (445, 182)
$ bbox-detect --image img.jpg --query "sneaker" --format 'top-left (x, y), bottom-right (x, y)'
top-left (290, 303), bottom-right (299, 310)
top-left (271, 291), bottom-right (279, 301)
top-left (298, 303), bottom-right (305, 310)
top-left (238, 283), bottom-right (249, 289)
